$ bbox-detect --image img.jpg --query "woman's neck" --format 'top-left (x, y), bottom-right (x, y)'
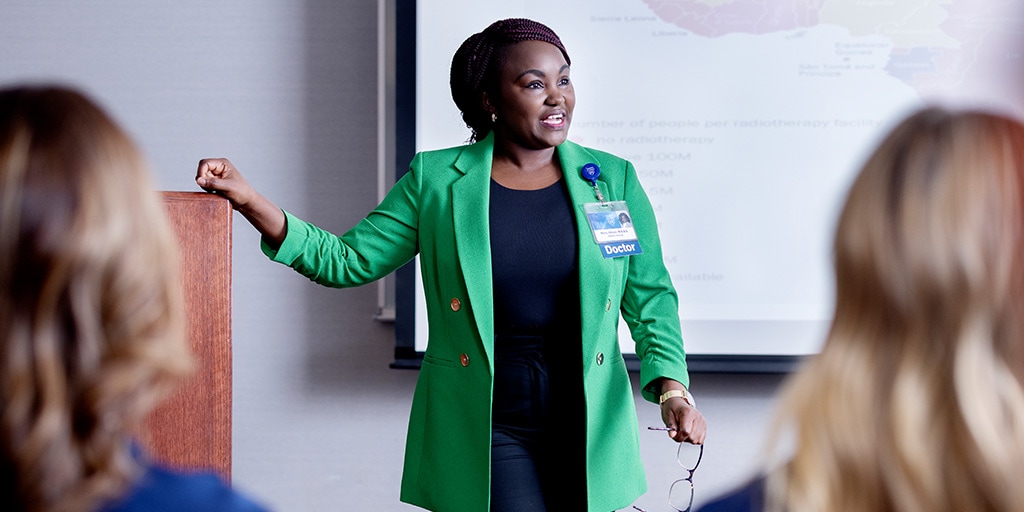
top-left (490, 145), bottom-right (562, 190)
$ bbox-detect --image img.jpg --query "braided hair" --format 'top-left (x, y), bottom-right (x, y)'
top-left (450, 18), bottom-right (571, 143)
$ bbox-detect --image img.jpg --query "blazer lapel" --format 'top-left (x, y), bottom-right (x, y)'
top-left (448, 137), bottom-right (614, 369)
top-left (558, 141), bottom-right (614, 352)
top-left (451, 136), bottom-right (496, 366)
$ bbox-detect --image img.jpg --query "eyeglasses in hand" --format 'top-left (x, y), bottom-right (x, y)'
top-left (633, 429), bottom-right (704, 512)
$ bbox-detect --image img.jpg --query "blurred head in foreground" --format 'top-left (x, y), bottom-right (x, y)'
top-left (0, 85), bottom-right (191, 511)
top-left (766, 106), bottom-right (1024, 512)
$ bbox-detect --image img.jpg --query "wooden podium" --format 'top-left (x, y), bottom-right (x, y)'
top-left (144, 191), bottom-right (233, 479)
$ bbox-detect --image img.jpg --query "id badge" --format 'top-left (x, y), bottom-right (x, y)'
top-left (584, 201), bottom-right (643, 258)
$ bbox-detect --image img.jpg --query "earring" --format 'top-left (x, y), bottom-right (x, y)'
top-left (491, 112), bottom-right (497, 123)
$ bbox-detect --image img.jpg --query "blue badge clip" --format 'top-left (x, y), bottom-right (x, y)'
top-left (581, 163), bottom-right (605, 203)
top-left (581, 162), bottom-right (600, 186)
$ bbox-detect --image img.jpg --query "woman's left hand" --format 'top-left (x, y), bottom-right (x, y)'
top-left (662, 398), bottom-right (706, 444)
top-left (658, 382), bottom-right (707, 444)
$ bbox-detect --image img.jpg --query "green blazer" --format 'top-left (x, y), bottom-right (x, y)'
top-left (265, 133), bottom-right (690, 511)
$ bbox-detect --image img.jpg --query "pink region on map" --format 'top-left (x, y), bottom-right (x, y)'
top-left (643, 0), bottom-right (825, 37)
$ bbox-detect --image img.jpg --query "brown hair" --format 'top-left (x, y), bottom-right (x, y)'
top-left (0, 85), bottom-right (192, 512)
top-left (449, 18), bottom-right (570, 143)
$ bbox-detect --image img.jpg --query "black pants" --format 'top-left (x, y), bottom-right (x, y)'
top-left (490, 336), bottom-right (586, 512)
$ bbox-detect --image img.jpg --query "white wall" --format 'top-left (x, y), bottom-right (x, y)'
top-left (1, 2), bottom-right (787, 510)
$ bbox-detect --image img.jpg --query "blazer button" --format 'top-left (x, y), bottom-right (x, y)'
top-left (450, 298), bottom-right (461, 312)
top-left (605, 299), bottom-right (612, 311)
top-left (460, 353), bottom-right (470, 367)
top-left (596, 352), bottom-right (604, 366)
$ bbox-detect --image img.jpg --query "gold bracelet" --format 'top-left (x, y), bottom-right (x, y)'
top-left (658, 389), bottom-right (693, 406)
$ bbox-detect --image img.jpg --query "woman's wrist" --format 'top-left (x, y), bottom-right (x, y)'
top-left (658, 389), bottom-right (694, 406)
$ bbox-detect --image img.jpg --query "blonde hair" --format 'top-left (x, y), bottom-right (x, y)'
top-left (0, 86), bottom-right (192, 511)
top-left (764, 107), bottom-right (1024, 512)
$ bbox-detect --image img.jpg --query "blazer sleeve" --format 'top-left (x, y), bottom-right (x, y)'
top-left (261, 164), bottom-right (422, 288)
top-left (617, 159), bottom-right (690, 401)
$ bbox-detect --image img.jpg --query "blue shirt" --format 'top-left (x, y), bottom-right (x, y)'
top-left (100, 461), bottom-right (270, 512)
top-left (695, 477), bottom-right (765, 512)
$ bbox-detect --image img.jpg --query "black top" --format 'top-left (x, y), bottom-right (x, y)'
top-left (488, 177), bottom-right (587, 500)
top-left (488, 178), bottom-right (580, 339)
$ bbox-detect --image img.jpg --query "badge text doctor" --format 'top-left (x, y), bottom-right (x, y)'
top-left (581, 163), bottom-right (643, 258)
